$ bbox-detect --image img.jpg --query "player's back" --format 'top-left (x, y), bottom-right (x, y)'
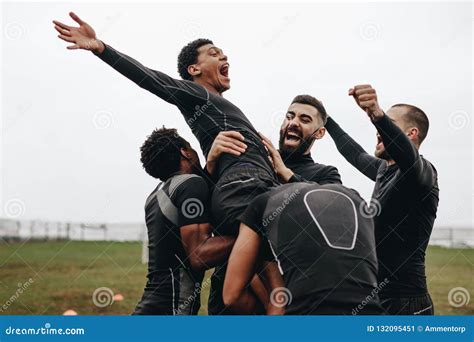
top-left (261, 182), bottom-right (382, 315)
top-left (134, 174), bottom-right (207, 315)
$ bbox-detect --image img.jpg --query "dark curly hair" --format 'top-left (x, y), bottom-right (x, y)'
top-left (177, 38), bottom-right (213, 80)
top-left (291, 95), bottom-right (328, 125)
top-left (140, 127), bottom-right (189, 181)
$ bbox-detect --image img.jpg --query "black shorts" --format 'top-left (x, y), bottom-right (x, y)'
top-left (211, 164), bottom-right (279, 236)
top-left (208, 264), bottom-right (267, 316)
top-left (380, 293), bottom-right (434, 315)
top-left (207, 264), bottom-right (231, 315)
top-left (208, 164), bottom-right (278, 315)
top-left (132, 268), bottom-right (204, 316)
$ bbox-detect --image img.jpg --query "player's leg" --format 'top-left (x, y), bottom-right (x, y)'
top-left (208, 165), bottom-right (278, 315)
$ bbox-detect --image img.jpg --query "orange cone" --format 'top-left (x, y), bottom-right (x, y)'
top-left (113, 293), bottom-right (124, 301)
top-left (63, 309), bottom-right (78, 315)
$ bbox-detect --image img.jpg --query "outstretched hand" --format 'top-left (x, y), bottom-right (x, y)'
top-left (53, 12), bottom-right (104, 54)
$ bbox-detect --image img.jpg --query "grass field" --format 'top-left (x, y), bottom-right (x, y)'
top-left (0, 240), bottom-right (472, 315)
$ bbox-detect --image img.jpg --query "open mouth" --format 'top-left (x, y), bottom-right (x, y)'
top-left (219, 63), bottom-right (229, 78)
top-left (285, 131), bottom-right (302, 143)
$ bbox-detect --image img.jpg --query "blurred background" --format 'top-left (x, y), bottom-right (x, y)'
top-left (1, 1), bottom-right (472, 315)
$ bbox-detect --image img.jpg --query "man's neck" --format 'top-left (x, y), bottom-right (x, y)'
top-left (194, 79), bottom-right (222, 96)
top-left (178, 164), bottom-right (197, 176)
top-left (280, 149), bottom-right (312, 163)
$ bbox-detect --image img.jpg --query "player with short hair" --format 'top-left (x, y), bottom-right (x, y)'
top-left (53, 12), bottom-right (278, 314)
top-left (53, 13), bottom-right (277, 235)
top-left (133, 127), bottom-right (235, 315)
top-left (206, 95), bottom-right (342, 185)
top-left (262, 94), bottom-right (342, 184)
top-left (325, 85), bottom-right (439, 315)
top-left (223, 182), bottom-right (383, 315)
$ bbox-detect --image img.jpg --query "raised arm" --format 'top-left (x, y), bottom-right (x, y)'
top-left (350, 85), bottom-right (431, 184)
top-left (325, 116), bottom-right (383, 182)
top-left (53, 12), bottom-right (205, 111)
top-left (373, 115), bottom-right (419, 173)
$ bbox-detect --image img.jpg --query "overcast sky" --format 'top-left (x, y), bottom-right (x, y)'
top-left (1, 1), bottom-right (472, 229)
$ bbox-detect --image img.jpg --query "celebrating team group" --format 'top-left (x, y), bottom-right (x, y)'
top-left (53, 12), bottom-right (439, 316)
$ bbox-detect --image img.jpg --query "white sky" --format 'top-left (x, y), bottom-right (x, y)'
top-left (1, 1), bottom-right (472, 228)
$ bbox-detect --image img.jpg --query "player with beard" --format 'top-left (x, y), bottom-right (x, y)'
top-left (325, 84), bottom-right (439, 315)
top-left (53, 12), bottom-right (278, 314)
top-left (206, 95), bottom-right (342, 185)
top-left (263, 95), bottom-right (341, 184)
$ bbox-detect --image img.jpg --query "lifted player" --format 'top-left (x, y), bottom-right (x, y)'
top-left (53, 12), bottom-right (278, 314)
top-left (53, 13), bottom-right (277, 236)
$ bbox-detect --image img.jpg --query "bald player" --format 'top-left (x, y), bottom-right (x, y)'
top-left (325, 85), bottom-right (439, 315)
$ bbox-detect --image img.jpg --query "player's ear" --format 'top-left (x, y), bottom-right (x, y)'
top-left (314, 127), bottom-right (326, 140)
top-left (187, 64), bottom-right (201, 78)
top-left (407, 127), bottom-right (419, 144)
top-left (180, 147), bottom-right (192, 160)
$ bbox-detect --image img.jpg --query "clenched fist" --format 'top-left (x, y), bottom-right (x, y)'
top-left (348, 84), bottom-right (384, 122)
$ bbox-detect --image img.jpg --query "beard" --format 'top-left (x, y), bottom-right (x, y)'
top-left (279, 130), bottom-right (315, 162)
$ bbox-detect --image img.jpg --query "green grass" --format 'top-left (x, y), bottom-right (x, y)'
top-left (0, 241), bottom-right (472, 315)
top-left (425, 246), bottom-right (473, 315)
